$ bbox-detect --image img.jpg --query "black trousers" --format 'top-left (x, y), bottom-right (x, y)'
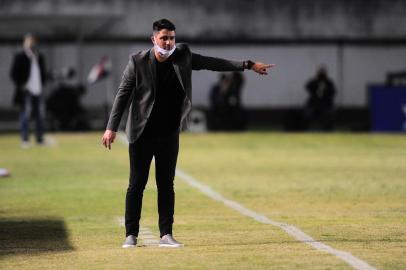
top-left (125, 134), bottom-right (179, 238)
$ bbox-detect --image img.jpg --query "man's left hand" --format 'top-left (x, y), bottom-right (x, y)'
top-left (252, 63), bottom-right (275, 75)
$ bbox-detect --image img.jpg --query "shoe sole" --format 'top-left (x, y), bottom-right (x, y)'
top-left (122, 244), bottom-right (136, 248)
top-left (159, 243), bottom-right (184, 248)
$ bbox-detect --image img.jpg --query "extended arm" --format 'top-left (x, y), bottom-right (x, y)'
top-left (191, 53), bottom-right (274, 75)
top-left (192, 53), bottom-right (244, 72)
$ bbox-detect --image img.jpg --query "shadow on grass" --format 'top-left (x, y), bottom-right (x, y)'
top-left (0, 217), bottom-right (74, 257)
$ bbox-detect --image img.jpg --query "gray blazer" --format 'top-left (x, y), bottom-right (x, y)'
top-left (106, 43), bottom-right (244, 143)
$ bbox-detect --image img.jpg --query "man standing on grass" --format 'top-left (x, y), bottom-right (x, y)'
top-left (11, 33), bottom-right (47, 148)
top-left (102, 18), bottom-right (274, 248)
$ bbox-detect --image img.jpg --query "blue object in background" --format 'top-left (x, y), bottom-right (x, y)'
top-left (369, 85), bottom-right (406, 132)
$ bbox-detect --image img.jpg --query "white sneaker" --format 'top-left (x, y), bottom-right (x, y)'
top-left (159, 234), bottom-right (184, 248)
top-left (0, 168), bottom-right (10, 177)
top-left (122, 235), bottom-right (137, 248)
top-left (21, 141), bottom-right (31, 149)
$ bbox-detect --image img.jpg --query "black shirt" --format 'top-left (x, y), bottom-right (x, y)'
top-left (140, 57), bottom-right (185, 139)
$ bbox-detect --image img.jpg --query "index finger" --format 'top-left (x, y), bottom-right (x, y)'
top-left (102, 137), bottom-right (110, 149)
top-left (264, 64), bottom-right (276, 68)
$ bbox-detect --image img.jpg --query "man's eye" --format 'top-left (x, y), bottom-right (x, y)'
top-left (160, 36), bottom-right (175, 41)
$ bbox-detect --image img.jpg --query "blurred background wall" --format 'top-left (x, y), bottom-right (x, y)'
top-left (1, 0), bottom-right (406, 130)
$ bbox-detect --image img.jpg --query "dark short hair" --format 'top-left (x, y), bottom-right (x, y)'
top-left (24, 32), bottom-right (37, 40)
top-left (153, 19), bottom-right (176, 32)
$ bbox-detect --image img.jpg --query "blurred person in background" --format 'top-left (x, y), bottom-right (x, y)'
top-left (46, 67), bottom-right (90, 131)
top-left (304, 66), bottom-right (336, 131)
top-left (208, 72), bottom-right (246, 130)
top-left (102, 18), bottom-right (274, 248)
top-left (227, 72), bottom-right (246, 130)
top-left (10, 33), bottom-right (47, 148)
top-left (386, 70), bottom-right (406, 86)
top-left (208, 73), bottom-right (231, 130)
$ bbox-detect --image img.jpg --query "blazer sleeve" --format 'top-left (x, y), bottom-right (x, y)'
top-left (106, 56), bottom-right (137, 131)
top-left (191, 53), bottom-right (244, 72)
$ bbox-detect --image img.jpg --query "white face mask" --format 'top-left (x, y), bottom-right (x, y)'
top-left (153, 38), bottom-right (176, 59)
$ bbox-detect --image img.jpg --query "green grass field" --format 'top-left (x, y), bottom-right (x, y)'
top-left (0, 132), bottom-right (405, 269)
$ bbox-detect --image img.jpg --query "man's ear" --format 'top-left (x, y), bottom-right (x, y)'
top-left (151, 35), bottom-right (155, 45)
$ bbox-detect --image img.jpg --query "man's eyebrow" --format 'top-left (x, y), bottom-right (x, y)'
top-left (160, 35), bottom-right (176, 39)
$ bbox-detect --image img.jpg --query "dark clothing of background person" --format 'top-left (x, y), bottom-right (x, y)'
top-left (304, 69), bottom-right (336, 131)
top-left (10, 50), bottom-right (47, 144)
top-left (208, 74), bottom-right (230, 130)
top-left (11, 51), bottom-right (46, 107)
top-left (46, 83), bottom-right (89, 131)
top-left (208, 72), bottom-right (246, 130)
top-left (226, 72), bottom-right (246, 130)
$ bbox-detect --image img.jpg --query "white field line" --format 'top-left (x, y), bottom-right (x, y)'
top-left (118, 133), bottom-right (376, 270)
top-left (176, 169), bottom-right (376, 270)
top-left (116, 217), bottom-right (159, 246)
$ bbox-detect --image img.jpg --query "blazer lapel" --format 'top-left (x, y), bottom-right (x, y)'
top-left (172, 47), bottom-right (185, 91)
top-left (172, 62), bottom-right (185, 91)
top-left (148, 48), bottom-right (157, 94)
